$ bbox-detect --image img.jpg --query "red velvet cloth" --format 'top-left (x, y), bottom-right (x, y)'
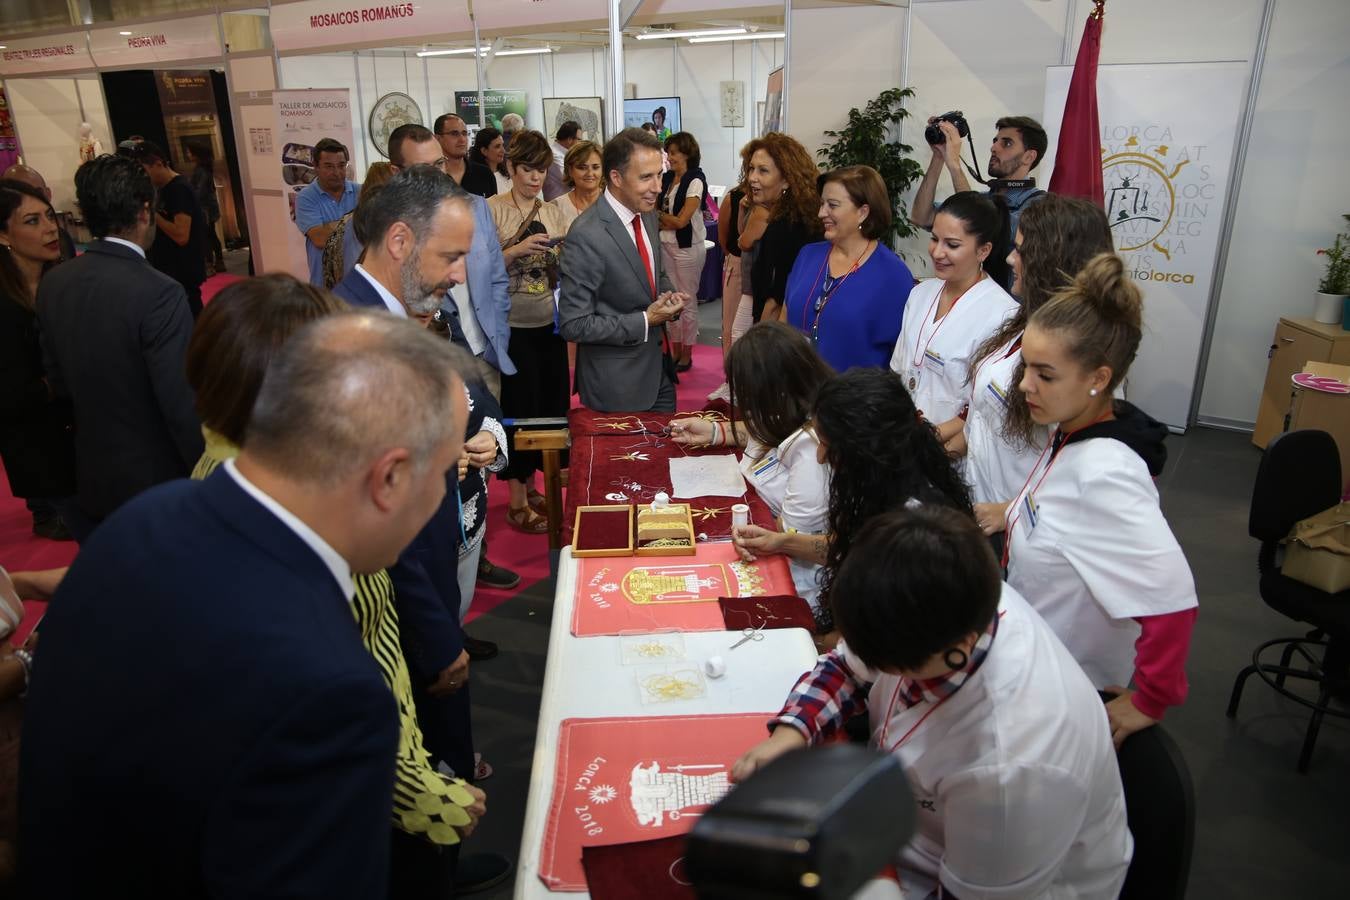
top-left (719, 594), bottom-right (817, 634)
top-left (566, 408), bottom-right (775, 542)
top-left (581, 836), bottom-right (696, 900)
top-left (573, 506), bottom-right (633, 552)
top-left (1048, 3), bottom-right (1105, 203)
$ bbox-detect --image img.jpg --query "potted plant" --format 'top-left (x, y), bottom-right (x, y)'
top-left (1314, 214), bottom-right (1349, 325)
top-left (817, 87), bottom-right (925, 247)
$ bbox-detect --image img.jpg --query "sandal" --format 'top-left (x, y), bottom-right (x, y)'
top-left (527, 488), bottom-right (548, 515)
top-left (506, 504), bottom-right (549, 535)
top-left (474, 752), bottom-right (494, 781)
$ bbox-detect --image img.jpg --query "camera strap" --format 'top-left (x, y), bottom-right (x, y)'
top-left (960, 131), bottom-right (988, 185)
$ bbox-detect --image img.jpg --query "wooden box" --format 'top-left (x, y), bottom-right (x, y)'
top-left (571, 505), bottom-right (634, 557)
top-left (634, 503), bottom-right (697, 557)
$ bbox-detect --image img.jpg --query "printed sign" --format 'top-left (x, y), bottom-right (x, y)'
top-left (539, 713), bottom-right (773, 891)
top-left (1043, 62), bottom-right (1247, 428)
top-left (0, 33), bottom-right (91, 76)
top-left (270, 0), bottom-right (471, 52)
top-left (88, 15), bottom-right (221, 68)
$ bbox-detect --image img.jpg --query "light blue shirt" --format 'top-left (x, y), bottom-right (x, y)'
top-left (295, 179), bottom-right (358, 286)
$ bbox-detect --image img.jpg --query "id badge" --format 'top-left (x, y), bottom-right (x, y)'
top-left (986, 380), bottom-right (1009, 408)
top-left (923, 349), bottom-right (945, 375)
top-left (752, 450), bottom-right (779, 478)
top-left (908, 365), bottom-right (922, 393)
top-left (1021, 491), bottom-right (1040, 531)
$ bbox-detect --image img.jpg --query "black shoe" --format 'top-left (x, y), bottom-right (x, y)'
top-left (476, 558), bottom-right (520, 589)
top-left (464, 635), bottom-right (499, 662)
top-left (32, 516), bottom-right (73, 542)
top-left (675, 358), bottom-right (693, 372)
top-left (454, 851), bottom-right (512, 895)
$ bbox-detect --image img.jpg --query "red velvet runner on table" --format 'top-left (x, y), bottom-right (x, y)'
top-left (582, 835), bottom-right (696, 899)
top-left (565, 408), bottom-right (776, 543)
top-left (719, 594), bottom-right (817, 634)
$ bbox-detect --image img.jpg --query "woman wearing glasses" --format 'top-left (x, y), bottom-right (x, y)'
top-left (783, 166), bottom-right (913, 371)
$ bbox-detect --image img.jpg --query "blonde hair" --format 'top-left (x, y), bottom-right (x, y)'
top-left (1030, 252), bottom-right (1143, 392)
top-left (562, 140), bottom-right (601, 188)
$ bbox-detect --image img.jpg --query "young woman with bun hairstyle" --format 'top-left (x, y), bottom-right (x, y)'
top-left (950, 195), bottom-right (1115, 535)
top-left (888, 191), bottom-right (1018, 441)
top-left (1004, 252), bottom-right (1198, 746)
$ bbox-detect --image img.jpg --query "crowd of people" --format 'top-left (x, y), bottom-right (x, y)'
top-left (0, 109), bottom-right (1199, 899)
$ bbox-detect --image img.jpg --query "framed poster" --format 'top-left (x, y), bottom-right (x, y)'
top-left (762, 67), bottom-right (783, 134)
top-left (454, 89), bottom-right (527, 130)
top-left (720, 80), bottom-right (745, 128)
top-left (542, 96), bottom-right (604, 141)
top-left (368, 91), bottom-right (422, 159)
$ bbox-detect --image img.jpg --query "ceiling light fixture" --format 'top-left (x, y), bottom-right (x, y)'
top-left (688, 32), bottom-right (786, 44)
top-left (119, 31), bottom-right (133, 36)
top-left (496, 47), bottom-right (553, 56)
top-left (415, 47), bottom-right (479, 57)
top-left (636, 27), bottom-right (746, 41)
top-left (416, 46), bottom-right (552, 58)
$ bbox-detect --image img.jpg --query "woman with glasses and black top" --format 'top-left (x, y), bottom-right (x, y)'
top-left (783, 166), bottom-right (913, 371)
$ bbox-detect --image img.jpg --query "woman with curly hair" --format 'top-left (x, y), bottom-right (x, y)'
top-left (947, 195), bottom-right (1114, 540)
top-left (733, 367), bottom-right (972, 642)
top-left (733, 133), bottom-right (822, 333)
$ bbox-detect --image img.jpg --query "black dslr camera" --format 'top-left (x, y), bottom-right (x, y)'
top-left (925, 110), bottom-right (970, 145)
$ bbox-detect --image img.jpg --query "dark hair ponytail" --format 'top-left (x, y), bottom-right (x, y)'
top-left (937, 191), bottom-right (1010, 288)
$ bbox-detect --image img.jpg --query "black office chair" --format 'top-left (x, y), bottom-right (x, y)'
top-left (1226, 429), bottom-right (1350, 772)
top-left (1117, 722), bottom-right (1195, 900)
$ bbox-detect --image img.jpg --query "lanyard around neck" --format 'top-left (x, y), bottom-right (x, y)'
top-left (909, 275), bottom-right (984, 372)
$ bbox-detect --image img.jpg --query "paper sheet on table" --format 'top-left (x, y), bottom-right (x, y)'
top-left (668, 455), bottom-right (746, 499)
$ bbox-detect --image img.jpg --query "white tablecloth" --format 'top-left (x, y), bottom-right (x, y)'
top-left (513, 548), bottom-right (819, 899)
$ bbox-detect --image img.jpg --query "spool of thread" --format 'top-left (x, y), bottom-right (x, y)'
top-left (704, 655), bottom-right (727, 679)
top-left (652, 491), bottom-right (671, 511)
top-left (731, 504), bottom-right (750, 528)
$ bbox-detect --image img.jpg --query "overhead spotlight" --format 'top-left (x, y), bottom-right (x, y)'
top-left (636, 28), bottom-right (747, 41)
top-left (119, 31), bottom-right (133, 36)
top-left (688, 32), bottom-right (786, 44)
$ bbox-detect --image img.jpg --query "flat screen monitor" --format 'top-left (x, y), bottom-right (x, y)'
top-left (623, 97), bottom-right (681, 140)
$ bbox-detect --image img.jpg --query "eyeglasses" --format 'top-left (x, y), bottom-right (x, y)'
top-left (437, 130), bottom-right (470, 138)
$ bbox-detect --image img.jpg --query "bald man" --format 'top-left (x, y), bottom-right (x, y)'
top-left (2, 164), bottom-right (77, 258)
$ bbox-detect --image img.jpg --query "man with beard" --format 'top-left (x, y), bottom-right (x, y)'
top-left (911, 115), bottom-right (1048, 287)
top-left (332, 163), bottom-right (513, 894)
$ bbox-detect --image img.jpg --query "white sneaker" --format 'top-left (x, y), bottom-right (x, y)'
top-left (707, 382), bottom-right (730, 403)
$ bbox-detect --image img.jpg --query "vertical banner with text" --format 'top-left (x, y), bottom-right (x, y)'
top-left (273, 89), bottom-right (354, 280)
top-left (1043, 62), bottom-right (1246, 429)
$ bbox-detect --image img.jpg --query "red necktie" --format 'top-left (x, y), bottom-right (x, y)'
top-left (631, 214), bottom-right (656, 298)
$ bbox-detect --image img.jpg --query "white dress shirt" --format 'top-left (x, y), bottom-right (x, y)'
top-left (222, 458), bottom-right (355, 602)
top-left (354, 264), bottom-right (407, 317)
top-left (103, 236), bottom-right (147, 259)
top-left (449, 281), bottom-right (487, 355)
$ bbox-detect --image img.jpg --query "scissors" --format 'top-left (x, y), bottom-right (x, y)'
top-left (729, 623), bottom-right (765, 650)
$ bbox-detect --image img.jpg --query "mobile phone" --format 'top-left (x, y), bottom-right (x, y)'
top-left (544, 236), bottom-right (565, 248)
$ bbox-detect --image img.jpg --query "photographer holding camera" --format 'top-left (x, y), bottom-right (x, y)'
top-left (911, 113), bottom-right (1049, 265)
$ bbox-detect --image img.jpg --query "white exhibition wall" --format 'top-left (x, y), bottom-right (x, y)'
top-left (278, 38), bottom-right (782, 189)
top-left (5, 75), bottom-right (112, 213)
top-left (885, 0), bottom-right (1349, 429)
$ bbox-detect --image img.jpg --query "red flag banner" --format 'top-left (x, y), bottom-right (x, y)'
top-left (1049, 0), bottom-right (1105, 204)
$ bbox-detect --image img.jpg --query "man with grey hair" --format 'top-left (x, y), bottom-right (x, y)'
top-left (559, 127), bottom-right (690, 412)
top-left (19, 312), bottom-right (482, 898)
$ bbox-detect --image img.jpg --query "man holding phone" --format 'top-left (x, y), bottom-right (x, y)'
top-left (559, 128), bottom-right (690, 413)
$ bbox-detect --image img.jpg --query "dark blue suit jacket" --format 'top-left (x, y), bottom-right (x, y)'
top-left (19, 469), bottom-right (399, 899)
top-left (332, 264), bottom-right (469, 347)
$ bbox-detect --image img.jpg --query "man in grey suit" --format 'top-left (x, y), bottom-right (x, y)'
top-left (559, 127), bottom-right (688, 412)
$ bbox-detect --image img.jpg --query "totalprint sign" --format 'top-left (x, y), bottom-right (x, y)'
top-left (1045, 62), bottom-right (1247, 429)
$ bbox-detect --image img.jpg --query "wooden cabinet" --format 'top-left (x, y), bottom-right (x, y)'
top-left (1253, 317), bottom-right (1350, 448)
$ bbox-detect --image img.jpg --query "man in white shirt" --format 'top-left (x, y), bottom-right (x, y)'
top-left (544, 121), bottom-right (580, 201)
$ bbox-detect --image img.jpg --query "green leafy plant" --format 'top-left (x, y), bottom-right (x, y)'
top-left (817, 87), bottom-right (925, 246)
top-left (1316, 214), bottom-right (1350, 294)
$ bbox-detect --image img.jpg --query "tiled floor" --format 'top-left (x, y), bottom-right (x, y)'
top-left (462, 304), bottom-right (1350, 898)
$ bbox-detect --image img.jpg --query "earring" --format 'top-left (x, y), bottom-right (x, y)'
top-left (1089, 388), bottom-right (1099, 397)
top-left (944, 647), bottom-right (969, 670)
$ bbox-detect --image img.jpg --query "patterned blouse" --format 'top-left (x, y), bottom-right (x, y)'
top-left (192, 429), bottom-right (476, 845)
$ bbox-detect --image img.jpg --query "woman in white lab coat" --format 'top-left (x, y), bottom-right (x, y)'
top-left (734, 506), bottom-right (1132, 900)
top-left (669, 322), bottom-right (833, 613)
top-left (730, 368), bottom-right (974, 643)
top-left (949, 195), bottom-right (1115, 536)
top-left (888, 192), bottom-right (1018, 438)
top-left (1004, 253), bottom-right (1198, 746)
